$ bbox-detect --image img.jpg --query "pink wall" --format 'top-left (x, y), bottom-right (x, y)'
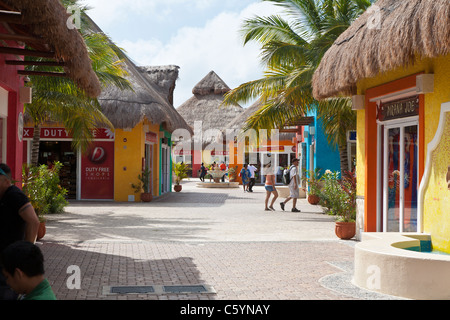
top-left (0, 26), bottom-right (25, 183)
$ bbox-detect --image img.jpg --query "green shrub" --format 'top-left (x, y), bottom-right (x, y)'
top-left (22, 162), bottom-right (68, 221)
top-left (319, 170), bottom-right (356, 222)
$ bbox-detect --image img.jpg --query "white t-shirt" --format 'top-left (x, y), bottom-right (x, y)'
top-left (289, 166), bottom-right (298, 187)
top-left (248, 165), bottom-right (257, 178)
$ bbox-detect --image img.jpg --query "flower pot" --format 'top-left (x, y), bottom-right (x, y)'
top-left (335, 221), bottom-right (356, 240)
top-left (37, 221), bottom-right (46, 240)
top-left (307, 194), bottom-right (320, 205)
top-left (174, 184), bottom-right (182, 192)
top-left (140, 192), bottom-right (152, 202)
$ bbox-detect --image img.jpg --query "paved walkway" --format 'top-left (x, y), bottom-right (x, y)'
top-left (38, 180), bottom-right (400, 301)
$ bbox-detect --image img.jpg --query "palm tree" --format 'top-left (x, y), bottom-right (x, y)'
top-left (25, 0), bottom-right (131, 165)
top-left (223, 0), bottom-right (372, 171)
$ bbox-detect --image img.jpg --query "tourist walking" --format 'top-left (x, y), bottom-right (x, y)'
top-left (0, 163), bottom-right (40, 300)
top-left (247, 163), bottom-right (257, 192)
top-left (239, 164), bottom-right (251, 192)
top-left (263, 163), bottom-right (278, 211)
top-left (220, 162), bottom-right (227, 182)
top-left (280, 158), bottom-right (301, 212)
top-left (199, 163), bottom-right (207, 182)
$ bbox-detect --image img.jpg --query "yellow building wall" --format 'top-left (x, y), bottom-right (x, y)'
top-left (355, 54), bottom-right (450, 251)
top-left (114, 120), bottom-right (161, 201)
top-left (423, 113), bottom-right (450, 252)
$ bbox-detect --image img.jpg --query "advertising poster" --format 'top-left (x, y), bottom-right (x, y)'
top-left (80, 141), bottom-right (114, 200)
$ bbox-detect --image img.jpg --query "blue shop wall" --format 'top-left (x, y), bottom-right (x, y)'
top-left (302, 109), bottom-right (340, 175)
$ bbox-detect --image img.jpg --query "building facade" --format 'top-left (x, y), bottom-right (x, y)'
top-left (312, 0), bottom-right (450, 252)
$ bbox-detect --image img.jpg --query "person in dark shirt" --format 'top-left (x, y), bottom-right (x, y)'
top-left (0, 241), bottom-right (56, 300)
top-left (0, 163), bottom-right (40, 300)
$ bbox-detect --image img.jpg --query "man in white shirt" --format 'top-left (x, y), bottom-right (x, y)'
top-left (280, 158), bottom-right (300, 212)
top-left (247, 164), bottom-right (257, 192)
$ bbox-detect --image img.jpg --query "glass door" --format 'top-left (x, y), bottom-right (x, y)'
top-left (382, 120), bottom-right (419, 232)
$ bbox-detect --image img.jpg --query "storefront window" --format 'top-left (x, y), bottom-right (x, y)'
top-left (382, 121), bottom-right (418, 232)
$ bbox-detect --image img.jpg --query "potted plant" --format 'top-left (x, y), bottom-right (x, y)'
top-left (302, 168), bottom-right (323, 205)
top-left (228, 166), bottom-right (237, 182)
top-left (22, 165), bottom-right (50, 240)
top-left (320, 170), bottom-right (356, 239)
top-left (173, 162), bottom-right (188, 192)
top-left (131, 166), bottom-right (152, 202)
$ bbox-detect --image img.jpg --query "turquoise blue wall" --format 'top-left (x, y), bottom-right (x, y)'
top-left (303, 109), bottom-right (340, 175)
top-left (159, 126), bottom-right (172, 195)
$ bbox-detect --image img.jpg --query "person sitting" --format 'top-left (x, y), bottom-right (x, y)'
top-left (0, 241), bottom-right (56, 300)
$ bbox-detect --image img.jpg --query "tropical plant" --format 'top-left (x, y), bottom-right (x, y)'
top-left (320, 169), bottom-right (356, 222)
top-left (131, 166), bottom-right (152, 194)
top-left (222, 0), bottom-right (372, 171)
top-left (173, 162), bottom-right (189, 185)
top-left (25, 0), bottom-right (131, 165)
top-left (302, 168), bottom-right (323, 196)
top-left (22, 162), bottom-right (69, 222)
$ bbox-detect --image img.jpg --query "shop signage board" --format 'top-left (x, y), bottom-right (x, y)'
top-left (377, 96), bottom-right (419, 121)
top-left (80, 141), bottom-right (115, 200)
top-left (23, 127), bottom-right (115, 140)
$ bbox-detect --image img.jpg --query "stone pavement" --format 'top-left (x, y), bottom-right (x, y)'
top-left (37, 180), bottom-right (400, 301)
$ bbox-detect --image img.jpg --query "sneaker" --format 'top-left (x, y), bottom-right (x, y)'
top-left (280, 202), bottom-right (285, 211)
top-left (291, 208), bottom-right (300, 212)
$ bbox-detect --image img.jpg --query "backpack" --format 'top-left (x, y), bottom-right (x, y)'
top-left (282, 166), bottom-right (294, 185)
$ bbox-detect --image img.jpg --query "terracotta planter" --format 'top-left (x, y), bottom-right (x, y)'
top-left (335, 221), bottom-right (356, 240)
top-left (174, 184), bottom-right (182, 192)
top-left (307, 194), bottom-right (320, 205)
top-left (37, 221), bottom-right (46, 240)
top-left (140, 192), bottom-right (152, 202)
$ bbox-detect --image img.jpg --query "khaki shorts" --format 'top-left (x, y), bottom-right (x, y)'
top-left (289, 185), bottom-right (299, 198)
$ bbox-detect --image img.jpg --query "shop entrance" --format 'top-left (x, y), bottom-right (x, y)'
top-left (38, 141), bottom-right (77, 199)
top-left (379, 119), bottom-right (419, 232)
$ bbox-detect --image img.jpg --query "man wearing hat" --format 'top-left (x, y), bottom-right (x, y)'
top-left (280, 158), bottom-right (301, 212)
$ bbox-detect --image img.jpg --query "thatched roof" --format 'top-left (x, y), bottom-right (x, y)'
top-left (138, 65), bottom-right (179, 105)
top-left (99, 59), bottom-right (192, 133)
top-left (192, 70), bottom-right (231, 95)
top-left (0, 0), bottom-right (101, 97)
top-left (312, 0), bottom-right (450, 100)
top-left (84, 19), bottom-right (191, 133)
top-left (177, 71), bottom-right (244, 135)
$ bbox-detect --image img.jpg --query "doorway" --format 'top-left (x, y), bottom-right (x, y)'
top-left (144, 144), bottom-right (153, 195)
top-left (38, 141), bottom-right (77, 199)
top-left (379, 119), bottom-right (419, 232)
top-left (161, 144), bottom-right (170, 194)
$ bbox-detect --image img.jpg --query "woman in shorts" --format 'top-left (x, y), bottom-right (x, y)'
top-left (264, 163), bottom-right (278, 211)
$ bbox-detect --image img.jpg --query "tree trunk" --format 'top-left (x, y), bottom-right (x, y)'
top-left (338, 142), bottom-right (349, 174)
top-left (31, 124), bottom-right (41, 166)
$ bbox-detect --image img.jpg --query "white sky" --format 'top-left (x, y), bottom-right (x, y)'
top-left (79, 0), bottom-right (283, 108)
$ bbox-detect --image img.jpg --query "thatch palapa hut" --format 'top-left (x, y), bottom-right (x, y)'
top-left (92, 27), bottom-right (191, 200)
top-left (175, 71), bottom-right (244, 177)
top-left (311, 0), bottom-right (450, 260)
top-left (177, 70), bottom-right (243, 135)
top-left (312, 0), bottom-right (450, 100)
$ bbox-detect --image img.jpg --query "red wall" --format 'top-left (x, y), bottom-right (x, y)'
top-left (0, 26), bottom-right (25, 183)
